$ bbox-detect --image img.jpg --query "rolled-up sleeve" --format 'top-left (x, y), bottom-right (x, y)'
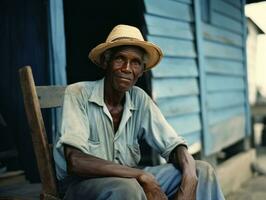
top-left (141, 97), bottom-right (187, 161)
top-left (56, 86), bottom-right (90, 154)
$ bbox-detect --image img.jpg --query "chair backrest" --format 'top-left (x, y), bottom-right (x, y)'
top-left (19, 66), bottom-right (66, 200)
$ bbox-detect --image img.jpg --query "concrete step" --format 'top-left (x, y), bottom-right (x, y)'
top-left (226, 175), bottom-right (266, 200)
top-left (226, 147), bottom-right (266, 200)
top-left (216, 149), bottom-right (256, 196)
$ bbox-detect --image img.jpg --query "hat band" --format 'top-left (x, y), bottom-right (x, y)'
top-left (110, 37), bottom-right (142, 42)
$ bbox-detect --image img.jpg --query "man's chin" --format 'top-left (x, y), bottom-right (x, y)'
top-left (115, 84), bottom-right (132, 93)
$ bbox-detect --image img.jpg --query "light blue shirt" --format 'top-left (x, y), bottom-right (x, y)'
top-left (54, 78), bottom-right (187, 180)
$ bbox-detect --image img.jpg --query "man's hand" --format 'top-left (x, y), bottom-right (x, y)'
top-left (137, 172), bottom-right (167, 200)
top-left (173, 145), bottom-right (198, 200)
top-left (175, 168), bottom-right (198, 200)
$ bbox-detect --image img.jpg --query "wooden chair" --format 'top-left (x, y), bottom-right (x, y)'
top-left (19, 66), bottom-right (66, 200)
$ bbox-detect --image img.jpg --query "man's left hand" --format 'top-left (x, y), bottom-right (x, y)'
top-left (172, 145), bottom-right (198, 200)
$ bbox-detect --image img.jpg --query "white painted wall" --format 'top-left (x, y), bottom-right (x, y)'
top-left (245, 2), bottom-right (266, 103)
top-left (246, 19), bottom-right (259, 104)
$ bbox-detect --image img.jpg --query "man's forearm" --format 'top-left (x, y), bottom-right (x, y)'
top-left (173, 145), bottom-right (191, 170)
top-left (65, 145), bottom-right (144, 179)
top-left (169, 145), bottom-right (190, 170)
top-left (170, 145), bottom-right (198, 200)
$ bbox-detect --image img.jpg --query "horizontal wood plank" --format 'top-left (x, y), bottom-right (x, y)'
top-left (207, 91), bottom-right (245, 110)
top-left (36, 86), bottom-right (66, 108)
top-left (167, 114), bottom-right (202, 135)
top-left (145, 14), bottom-right (194, 40)
top-left (206, 75), bottom-right (245, 92)
top-left (222, 0), bottom-right (241, 9)
top-left (202, 23), bottom-right (243, 47)
top-left (144, 0), bottom-right (193, 21)
top-left (212, 12), bottom-right (242, 34)
top-left (152, 78), bottom-right (199, 98)
top-left (157, 95), bottom-right (200, 117)
top-left (205, 58), bottom-right (244, 76)
top-left (152, 58), bottom-right (198, 78)
top-left (212, 0), bottom-right (242, 21)
top-left (204, 41), bottom-right (243, 61)
top-left (208, 106), bottom-right (245, 125)
top-left (148, 36), bottom-right (196, 58)
top-left (172, 0), bottom-right (192, 4)
top-left (184, 132), bottom-right (201, 147)
top-left (205, 115), bottom-right (245, 154)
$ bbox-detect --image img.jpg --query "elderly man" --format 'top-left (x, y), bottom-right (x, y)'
top-left (54, 24), bottom-right (225, 200)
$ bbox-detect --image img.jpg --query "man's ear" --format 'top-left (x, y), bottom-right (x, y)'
top-left (137, 71), bottom-right (144, 79)
top-left (138, 64), bottom-right (145, 77)
top-left (102, 61), bottom-right (108, 70)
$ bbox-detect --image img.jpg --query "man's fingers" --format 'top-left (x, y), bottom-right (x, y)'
top-left (178, 186), bottom-right (197, 200)
top-left (161, 192), bottom-right (168, 200)
top-left (177, 175), bottom-right (197, 200)
top-left (181, 173), bottom-right (198, 188)
top-left (159, 193), bottom-right (167, 200)
top-left (146, 191), bottom-right (167, 200)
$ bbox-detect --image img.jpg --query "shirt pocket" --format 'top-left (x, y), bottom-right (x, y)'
top-left (126, 143), bottom-right (141, 167)
top-left (87, 139), bottom-right (103, 158)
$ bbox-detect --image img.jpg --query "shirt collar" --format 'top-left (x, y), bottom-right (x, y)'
top-left (88, 78), bottom-right (137, 110)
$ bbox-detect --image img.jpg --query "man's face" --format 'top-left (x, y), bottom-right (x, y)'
top-left (105, 46), bottom-right (145, 92)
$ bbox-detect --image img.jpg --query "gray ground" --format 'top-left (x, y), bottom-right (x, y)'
top-left (226, 147), bottom-right (266, 200)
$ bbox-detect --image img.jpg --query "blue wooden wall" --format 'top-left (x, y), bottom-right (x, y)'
top-left (201, 0), bottom-right (249, 155)
top-left (143, 0), bottom-right (250, 155)
top-left (143, 0), bottom-right (202, 154)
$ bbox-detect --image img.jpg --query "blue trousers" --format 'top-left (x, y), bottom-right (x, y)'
top-left (59, 160), bottom-right (225, 200)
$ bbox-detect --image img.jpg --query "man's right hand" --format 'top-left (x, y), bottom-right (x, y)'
top-left (137, 173), bottom-right (167, 200)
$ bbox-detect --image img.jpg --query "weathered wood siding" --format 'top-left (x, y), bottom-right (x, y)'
top-left (202, 0), bottom-right (249, 154)
top-left (144, 0), bottom-right (249, 155)
top-left (143, 0), bottom-right (201, 153)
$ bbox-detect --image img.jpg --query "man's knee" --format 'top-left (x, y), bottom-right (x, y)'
top-left (111, 178), bottom-right (146, 199)
top-left (196, 160), bottom-right (216, 180)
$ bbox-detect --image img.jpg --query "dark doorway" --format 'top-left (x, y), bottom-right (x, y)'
top-left (63, 0), bottom-right (151, 95)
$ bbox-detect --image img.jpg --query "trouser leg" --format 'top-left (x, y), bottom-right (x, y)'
top-left (196, 160), bottom-right (225, 200)
top-left (60, 160), bottom-right (224, 200)
top-left (61, 176), bottom-right (147, 200)
top-left (144, 161), bottom-right (225, 200)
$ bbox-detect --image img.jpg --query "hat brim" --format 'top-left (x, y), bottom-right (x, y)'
top-left (88, 39), bottom-right (163, 71)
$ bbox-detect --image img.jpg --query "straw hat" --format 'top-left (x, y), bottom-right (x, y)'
top-left (88, 24), bottom-right (163, 70)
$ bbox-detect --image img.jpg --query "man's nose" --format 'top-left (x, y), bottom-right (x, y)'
top-left (122, 60), bottom-right (132, 72)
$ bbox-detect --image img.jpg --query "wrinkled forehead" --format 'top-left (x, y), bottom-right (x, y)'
top-left (108, 45), bottom-right (147, 59)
